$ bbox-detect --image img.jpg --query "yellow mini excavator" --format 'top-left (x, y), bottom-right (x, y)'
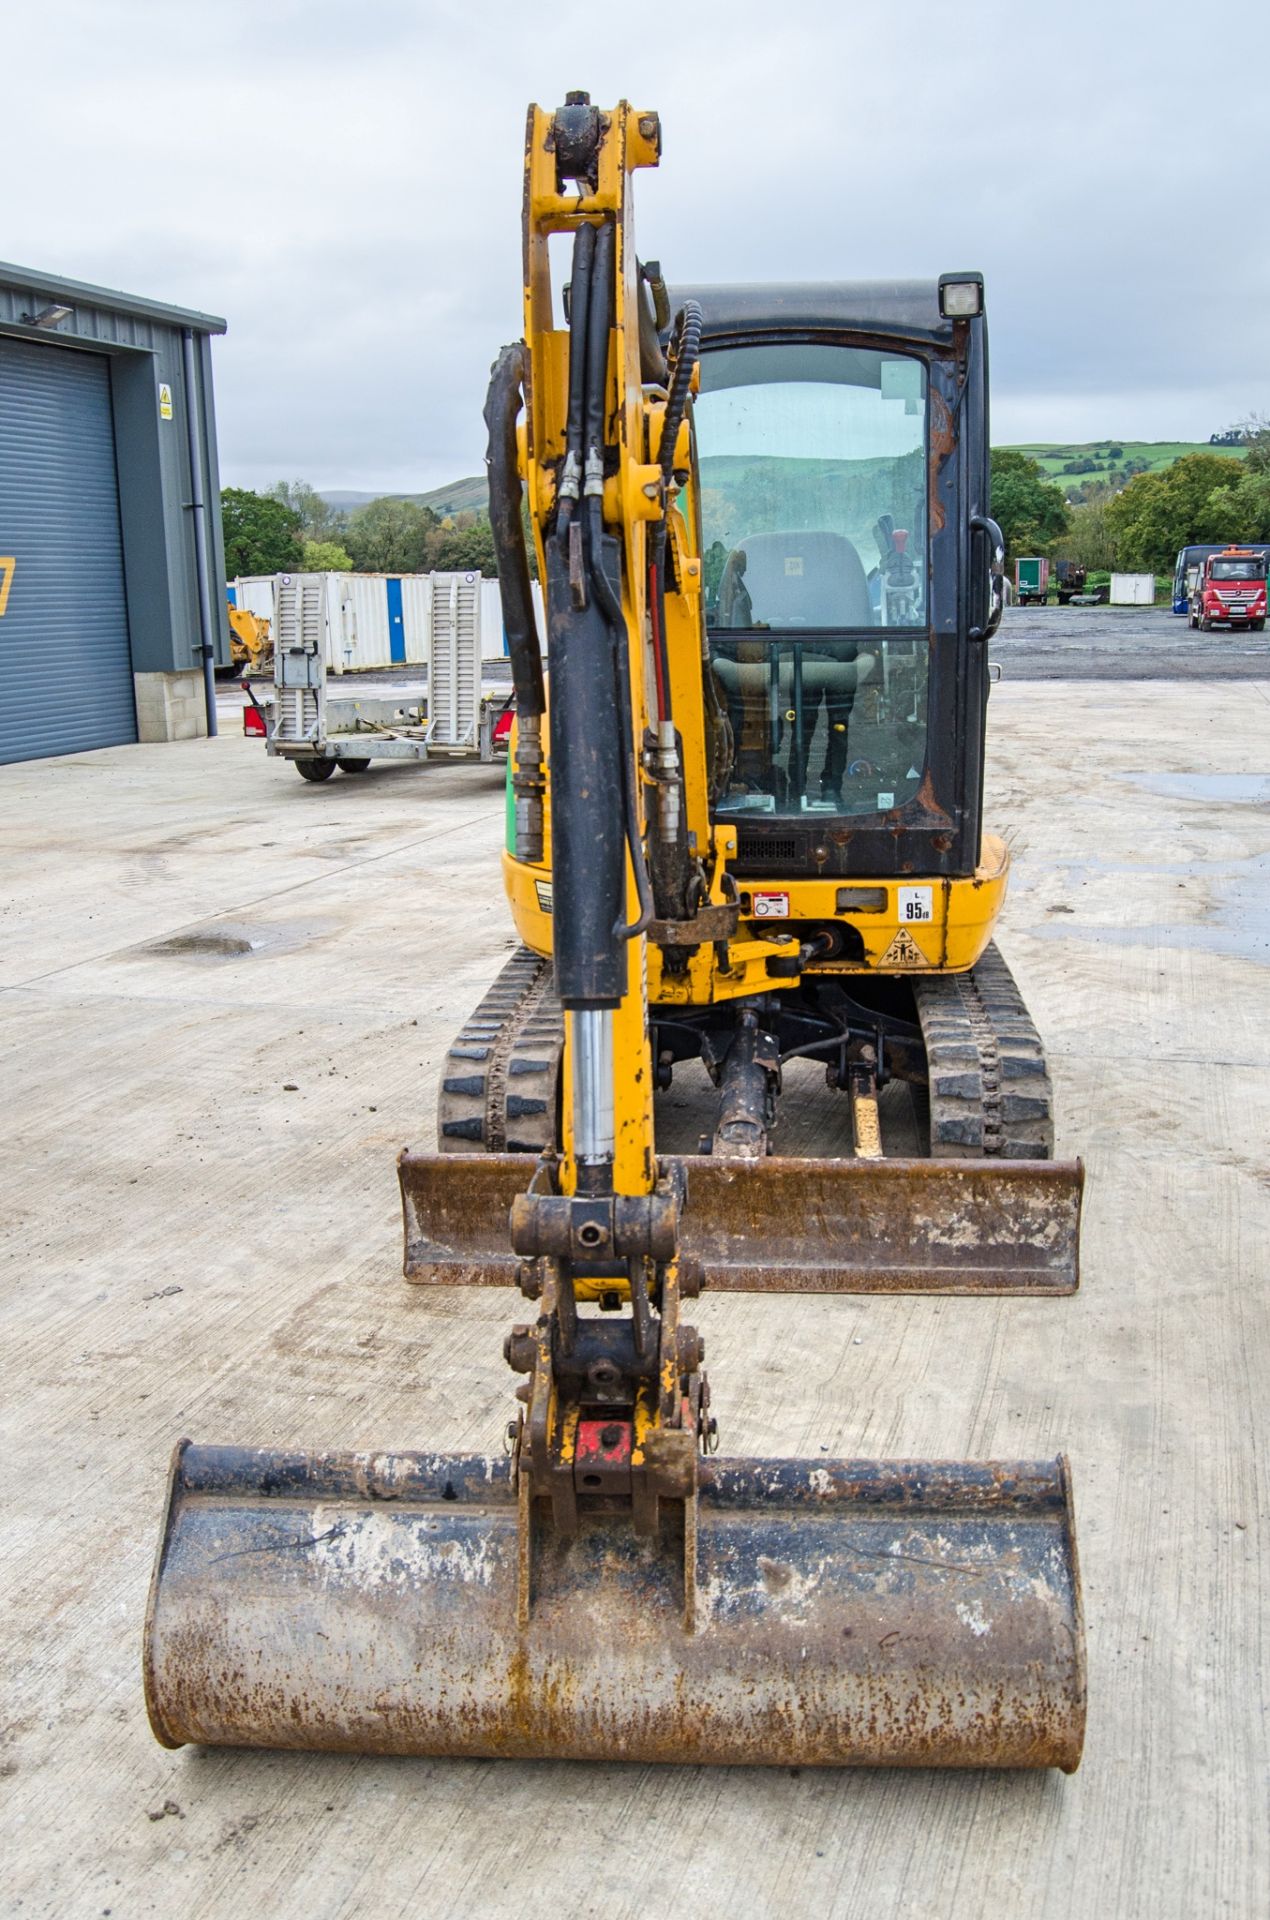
top-left (145, 96), bottom-right (1086, 1769)
top-left (225, 599), bottom-right (272, 675)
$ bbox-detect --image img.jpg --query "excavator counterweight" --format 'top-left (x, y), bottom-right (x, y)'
top-left (145, 94), bottom-right (1086, 1772)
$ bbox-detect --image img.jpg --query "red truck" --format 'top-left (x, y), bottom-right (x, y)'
top-left (1188, 547), bottom-right (1267, 632)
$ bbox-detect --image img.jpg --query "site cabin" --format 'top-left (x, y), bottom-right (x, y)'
top-left (1187, 547), bottom-right (1268, 633)
top-left (1015, 556), bottom-right (1050, 604)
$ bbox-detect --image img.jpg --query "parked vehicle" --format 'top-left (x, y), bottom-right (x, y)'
top-left (1053, 561), bottom-right (1087, 605)
top-left (1188, 548), bottom-right (1268, 632)
top-left (1173, 542), bottom-right (1270, 614)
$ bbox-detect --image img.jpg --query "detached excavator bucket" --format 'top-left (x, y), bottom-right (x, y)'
top-left (145, 1442), bottom-right (1084, 1767)
top-left (399, 1151), bottom-right (1084, 1294)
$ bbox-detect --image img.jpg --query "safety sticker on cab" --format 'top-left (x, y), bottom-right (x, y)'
top-left (897, 885), bottom-right (933, 923)
top-left (752, 891), bottom-right (790, 918)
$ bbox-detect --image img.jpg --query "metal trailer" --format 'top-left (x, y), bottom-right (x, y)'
top-left (229, 569), bottom-right (547, 673)
top-left (1015, 556), bottom-right (1050, 604)
top-left (263, 572), bottom-right (511, 780)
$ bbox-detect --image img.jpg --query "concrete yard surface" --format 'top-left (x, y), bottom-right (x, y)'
top-left (990, 603), bottom-right (1270, 679)
top-left (2, 680), bottom-right (1268, 1919)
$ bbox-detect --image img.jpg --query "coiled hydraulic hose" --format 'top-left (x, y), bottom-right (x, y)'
top-left (659, 300), bottom-right (702, 486)
top-left (647, 301), bottom-right (704, 727)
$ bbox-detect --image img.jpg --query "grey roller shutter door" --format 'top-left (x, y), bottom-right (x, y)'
top-left (0, 337), bottom-right (136, 763)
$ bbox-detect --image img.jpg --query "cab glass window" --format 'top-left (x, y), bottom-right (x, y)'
top-left (695, 343), bottom-right (927, 631)
top-left (693, 342), bottom-right (930, 819)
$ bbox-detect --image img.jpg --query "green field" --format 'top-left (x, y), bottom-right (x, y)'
top-left (1006, 440), bottom-right (1246, 500)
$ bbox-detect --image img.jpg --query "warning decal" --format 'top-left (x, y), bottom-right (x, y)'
top-left (880, 927), bottom-right (930, 967)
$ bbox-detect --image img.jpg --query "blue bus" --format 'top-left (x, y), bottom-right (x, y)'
top-left (1173, 543), bottom-right (1270, 613)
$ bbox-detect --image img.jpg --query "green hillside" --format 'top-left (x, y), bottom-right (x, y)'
top-left (322, 475), bottom-right (487, 517)
top-left (1006, 440), bottom-right (1247, 501)
top-left (413, 474), bottom-right (488, 516)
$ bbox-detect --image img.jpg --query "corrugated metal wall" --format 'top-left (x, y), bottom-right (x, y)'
top-left (0, 265), bottom-right (229, 699)
top-left (0, 337), bottom-right (136, 763)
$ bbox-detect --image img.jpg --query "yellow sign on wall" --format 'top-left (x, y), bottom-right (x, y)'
top-left (0, 557), bottom-right (15, 618)
top-left (158, 383), bottom-right (173, 421)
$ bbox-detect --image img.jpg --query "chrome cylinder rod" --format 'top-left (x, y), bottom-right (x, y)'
top-left (571, 1008), bottom-right (615, 1166)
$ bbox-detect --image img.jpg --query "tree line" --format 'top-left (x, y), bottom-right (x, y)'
top-left (220, 479), bottom-right (498, 579)
top-left (991, 419), bottom-right (1270, 575)
top-left (221, 423), bottom-right (1270, 586)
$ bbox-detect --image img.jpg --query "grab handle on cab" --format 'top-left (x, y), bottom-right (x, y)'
top-left (969, 513), bottom-right (1006, 642)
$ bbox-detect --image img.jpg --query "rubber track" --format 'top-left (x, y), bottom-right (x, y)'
top-left (436, 947), bottom-right (563, 1154)
top-left (912, 942), bottom-right (1054, 1159)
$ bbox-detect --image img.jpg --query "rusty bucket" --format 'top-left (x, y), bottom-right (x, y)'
top-left (144, 1441), bottom-right (1084, 1768)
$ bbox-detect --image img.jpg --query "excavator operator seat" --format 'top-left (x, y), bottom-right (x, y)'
top-left (717, 529), bottom-right (873, 629)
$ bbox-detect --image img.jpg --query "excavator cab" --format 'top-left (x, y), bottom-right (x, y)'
top-left (145, 99), bottom-right (1084, 1771)
top-left (692, 309), bottom-right (981, 845)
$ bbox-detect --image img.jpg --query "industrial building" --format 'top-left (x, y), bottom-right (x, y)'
top-left (0, 262), bottom-right (229, 764)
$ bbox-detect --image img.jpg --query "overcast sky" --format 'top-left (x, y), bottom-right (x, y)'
top-left (8, 0), bottom-right (1265, 494)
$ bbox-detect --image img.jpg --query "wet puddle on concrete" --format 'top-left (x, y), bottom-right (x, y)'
top-left (1035, 918), bottom-right (1270, 962)
top-left (1025, 831), bottom-right (1270, 965)
top-left (149, 930), bottom-right (258, 958)
top-left (1114, 772), bottom-right (1270, 805)
top-left (138, 919), bottom-right (334, 962)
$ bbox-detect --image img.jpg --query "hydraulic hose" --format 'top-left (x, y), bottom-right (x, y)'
top-left (557, 221), bottom-right (596, 529)
top-left (640, 301), bottom-right (705, 913)
top-left (646, 301), bottom-right (703, 723)
top-left (483, 344), bottom-right (544, 720)
top-left (582, 220), bottom-right (615, 492)
top-left (577, 220), bottom-right (654, 937)
top-left (587, 493), bottom-right (654, 940)
top-left (659, 300), bottom-right (702, 485)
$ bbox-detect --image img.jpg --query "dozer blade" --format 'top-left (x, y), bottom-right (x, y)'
top-left (399, 1151), bottom-right (1083, 1294)
top-left (145, 1441), bottom-right (1084, 1768)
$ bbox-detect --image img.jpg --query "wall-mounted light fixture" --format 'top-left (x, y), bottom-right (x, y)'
top-left (22, 303), bottom-right (74, 329)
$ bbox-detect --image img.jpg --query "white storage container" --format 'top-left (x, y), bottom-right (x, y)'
top-left (326, 573), bottom-right (431, 671)
top-left (230, 570), bottom-right (544, 668)
top-left (1110, 572), bottom-right (1156, 605)
top-left (479, 576), bottom-right (547, 655)
top-left (228, 576), bottom-right (277, 626)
